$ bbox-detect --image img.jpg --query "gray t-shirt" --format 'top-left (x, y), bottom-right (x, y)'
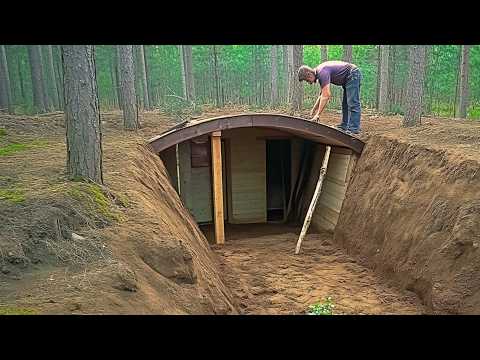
top-left (315, 61), bottom-right (357, 88)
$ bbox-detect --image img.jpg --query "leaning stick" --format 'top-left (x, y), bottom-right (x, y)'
top-left (295, 145), bottom-right (331, 254)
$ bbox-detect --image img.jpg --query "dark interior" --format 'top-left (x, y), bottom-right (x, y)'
top-left (266, 139), bottom-right (291, 222)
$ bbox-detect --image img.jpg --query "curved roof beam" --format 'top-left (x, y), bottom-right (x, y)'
top-left (148, 113), bottom-right (365, 154)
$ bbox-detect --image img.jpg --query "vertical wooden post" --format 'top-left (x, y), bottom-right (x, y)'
top-left (211, 131), bottom-right (225, 244)
top-left (295, 145), bottom-right (331, 254)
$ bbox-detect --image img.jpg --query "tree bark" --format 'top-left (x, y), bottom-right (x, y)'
top-left (17, 51), bottom-right (26, 104)
top-left (320, 45), bottom-right (328, 62)
top-left (179, 45), bottom-right (195, 103)
top-left (62, 45), bottom-right (103, 183)
top-left (212, 45), bottom-right (221, 107)
top-left (54, 45), bottom-right (65, 109)
top-left (28, 45), bottom-right (48, 112)
top-left (0, 45), bottom-right (13, 113)
top-left (138, 45), bottom-right (151, 109)
top-left (378, 45), bottom-right (390, 113)
top-left (271, 45), bottom-right (278, 107)
top-left (289, 45), bottom-right (304, 114)
top-left (282, 45), bottom-right (289, 103)
top-left (343, 45), bottom-right (353, 63)
top-left (38, 47), bottom-right (51, 111)
top-left (403, 45), bottom-right (427, 127)
top-left (45, 45), bottom-right (60, 110)
top-left (118, 45), bottom-right (139, 130)
top-left (457, 45), bottom-right (471, 118)
top-left (115, 46), bottom-right (123, 111)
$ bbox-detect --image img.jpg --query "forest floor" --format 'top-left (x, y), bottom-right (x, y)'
top-left (0, 105), bottom-right (478, 314)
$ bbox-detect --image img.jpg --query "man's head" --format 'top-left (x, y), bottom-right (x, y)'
top-left (298, 65), bottom-right (316, 84)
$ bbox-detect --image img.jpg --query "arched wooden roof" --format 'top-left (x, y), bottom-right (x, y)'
top-left (148, 113), bottom-right (365, 154)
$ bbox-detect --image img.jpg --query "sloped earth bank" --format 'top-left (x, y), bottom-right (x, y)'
top-left (205, 224), bottom-right (423, 314)
top-left (335, 134), bottom-right (480, 314)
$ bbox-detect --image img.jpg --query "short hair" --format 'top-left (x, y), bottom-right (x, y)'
top-left (298, 65), bottom-right (315, 82)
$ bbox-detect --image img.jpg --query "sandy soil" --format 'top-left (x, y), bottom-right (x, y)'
top-left (204, 224), bottom-right (424, 315)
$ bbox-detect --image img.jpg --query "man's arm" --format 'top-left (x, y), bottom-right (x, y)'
top-left (312, 84), bottom-right (331, 121)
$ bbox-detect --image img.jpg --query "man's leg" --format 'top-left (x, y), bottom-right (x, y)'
top-left (337, 86), bottom-right (348, 130)
top-left (345, 70), bottom-right (362, 134)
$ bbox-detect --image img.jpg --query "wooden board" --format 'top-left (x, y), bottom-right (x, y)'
top-left (211, 132), bottom-right (225, 244)
top-left (227, 128), bottom-right (267, 224)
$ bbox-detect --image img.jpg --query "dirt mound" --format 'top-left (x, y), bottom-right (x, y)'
top-left (335, 134), bottom-right (480, 314)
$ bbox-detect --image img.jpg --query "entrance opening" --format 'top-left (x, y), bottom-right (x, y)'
top-left (266, 139), bottom-right (291, 222)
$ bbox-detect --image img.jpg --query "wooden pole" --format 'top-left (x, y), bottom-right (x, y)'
top-left (211, 131), bottom-right (225, 244)
top-left (295, 145), bottom-right (331, 254)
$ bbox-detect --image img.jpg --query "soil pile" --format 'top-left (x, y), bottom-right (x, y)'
top-left (335, 134), bottom-right (480, 314)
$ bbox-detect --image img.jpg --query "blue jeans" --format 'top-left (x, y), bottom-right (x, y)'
top-left (339, 68), bottom-right (362, 132)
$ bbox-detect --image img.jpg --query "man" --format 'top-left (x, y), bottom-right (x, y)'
top-left (298, 60), bottom-right (362, 135)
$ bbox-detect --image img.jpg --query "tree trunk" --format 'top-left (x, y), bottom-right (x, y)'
top-left (0, 45), bottom-right (13, 113)
top-left (270, 45), bottom-right (278, 107)
top-left (118, 45), bottom-right (139, 130)
top-left (38, 47), bottom-right (51, 111)
top-left (179, 45), bottom-right (195, 103)
top-left (109, 55), bottom-right (117, 108)
top-left (289, 45), bottom-right (304, 114)
top-left (343, 45), bottom-right (353, 63)
top-left (403, 45), bottom-right (427, 127)
top-left (138, 45), bottom-right (151, 109)
top-left (45, 45), bottom-right (60, 110)
top-left (212, 45), bottom-right (221, 107)
top-left (115, 46), bottom-right (123, 111)
top-left (17, 53), bottom-right (25, 103)
top-left (388, 45), bottom-right (396, 110)
top-left (54, 45), bottom-right (65, 109)
top-left (320, 45), bottom-right (328, 62)
top-left (282, 45), bottom-right (289, 103)
top-left (62, 45), bottom-right (103, 183)
top-left (27, 45), bottom-right (48, 113)
top-left (457, 45), bottom-right (471, 118)
top-left (378, 45), bottom-right (390, 113)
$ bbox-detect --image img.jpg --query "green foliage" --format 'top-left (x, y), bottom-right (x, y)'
top-left (0, 128), bottom-right (7, 136)
top-left (0, 306), bottom-right (38, 315)
top-left (0, 188), bottom-right (26, 203)
top-left (307, 297), bottom-right (335, 315)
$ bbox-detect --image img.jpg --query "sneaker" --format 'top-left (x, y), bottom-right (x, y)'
top-left (335, 125), bottom-right (348, 132)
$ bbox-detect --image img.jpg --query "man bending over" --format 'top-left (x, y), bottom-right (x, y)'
top-left (298, 60), bottom-right (362, 135)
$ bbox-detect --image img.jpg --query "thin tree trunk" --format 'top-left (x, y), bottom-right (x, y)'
top-left (378, 45), bottom-right (390, 113)
top-left (212, 45), bottom-right (221, 107)
top-left (62, 45), bottom-right (103, 183)
top-left (457, 45), bottom-right (471, 118)
top-left (38, 47), bottom-right (51, 112)
top-left (27, 45), bottom-right (47, 113)
top-left (271, 45), bottom-right (278, 107)
top-left (289, 45), bottom-right (304, 114)
top-left (54, 45), bottom-right (65, 109)
top-left (376, 45), bottom-right (381, 109)
top-left (0, 45), bottom-right (13, 113)
top-left (118, 45), bottom-right (139, 130)
top-left (389, 45), bottom-right (396, 110)
top-left (45, 45), bottom-right (60, 110)
top-left (115, 46), bottom-right (123, 111)
top-left (320, 45), bottom-right (328, 62)
top-left (109, 55), bottom-right (117, 108)
top-left (17, 53), bottom-right (25, 104)
top-left (403, 45), bottom-right (427, 127)
top-left (343, 45), bottom-right (353, 63)
top-left (138, 45), bottom-right (150, 109)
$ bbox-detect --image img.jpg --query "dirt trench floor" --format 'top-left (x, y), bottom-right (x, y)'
top-left (204, 224), bottom-right (425, 315)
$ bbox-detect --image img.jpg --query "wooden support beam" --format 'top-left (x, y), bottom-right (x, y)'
top-left (211, 131), bottom-right (225, 245)
top-left (295, 145), bottom-right (331, 254)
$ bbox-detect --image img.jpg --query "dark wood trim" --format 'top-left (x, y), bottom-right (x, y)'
top-left (148, 113), bottom-right (365, 155)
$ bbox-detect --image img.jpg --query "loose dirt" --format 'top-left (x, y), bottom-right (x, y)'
top-left (204, 224), bottom-right (423, 314)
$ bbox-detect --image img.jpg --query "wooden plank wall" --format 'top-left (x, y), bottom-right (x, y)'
top-left (226, 128), bottom-right (267, 224)
top-left (311, 146), bottom-right (354, 232)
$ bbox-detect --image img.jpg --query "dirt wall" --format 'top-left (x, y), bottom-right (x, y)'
top-left (334, 135), bottom-right (480, 314)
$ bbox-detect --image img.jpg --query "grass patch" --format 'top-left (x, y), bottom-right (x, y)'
top-left (0, 188), bottom-right (26, 203)
top-left (67, 182), bottom-right (120, 222)
top-left (0, 306), bottom-right (38, 315)
top-left (307, 297), bottom-right (335, 315)
top-left (0, 139), bottom-right (49, 157)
